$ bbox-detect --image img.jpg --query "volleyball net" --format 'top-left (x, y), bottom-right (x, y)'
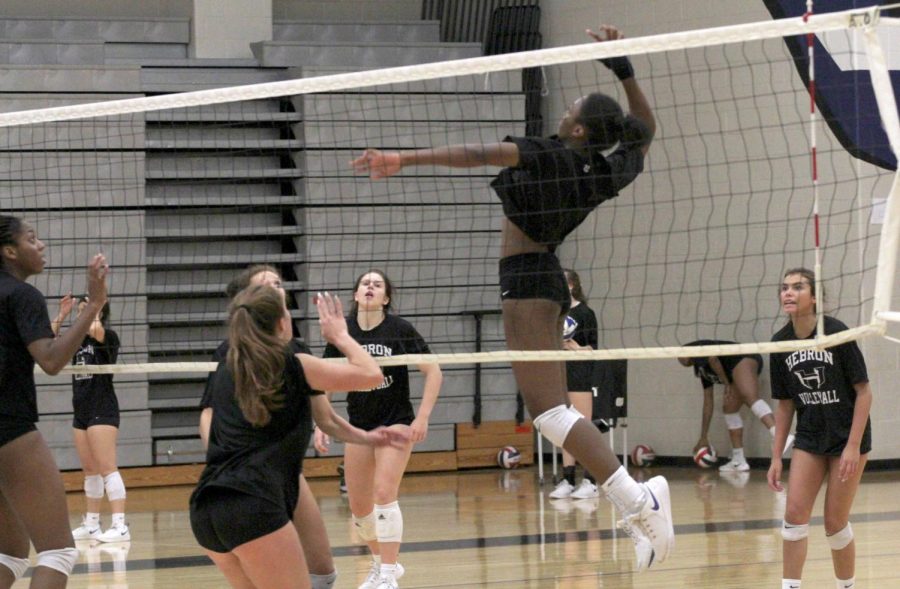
top-left (2, 5), bottom-right (898, 375)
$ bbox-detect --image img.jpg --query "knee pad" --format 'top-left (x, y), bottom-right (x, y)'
top-left (781, 521), bottom-right (809, 542)
top-left (827, 522), bottom-right (854, 550)
top-left (724, 412), bottom-right (743, 430)
top-left (352, 511), bottom-right (377, 542)
top-left (103, 471), bottom-right (126, 502)
top-left (84, 474), bottom-right (104, 500)
top-left (375, 501), bottom-right (403, 543)
top-left (533, 404), bottom-right (583, 447)
top-left (36, 547), bottom-right (79, 576)
top-left (0, 554), bottom-right (30, 580)
top-left (751, 399), bottom-right (773, 420)
top-left (310, 570), bottom-right (337, 589)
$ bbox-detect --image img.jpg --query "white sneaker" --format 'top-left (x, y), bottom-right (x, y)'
top-left (718, 459), bottom-right (750, 472)
top-left (549, 479), bottom-right (575, 499)
top-left (783, 434), bottom-right (796, 456)
top-left (617, 476), bottom-right (675, 571)
top-left (359, 562), bottom-right (403, 589)
top-left (72, 518), bottom-right (101, 541)
top-left (97, 522), bottom-right (131, 543)
top-left (570, 479), bottom-right (599, 499)
top-left (374, 567), bottom-right (405, 589)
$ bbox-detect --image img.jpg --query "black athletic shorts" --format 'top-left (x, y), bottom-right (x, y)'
top-left (499, 252), bottom-right (570, 313)
top-left (72, 391), bottom-right (120, 430)
top-left (0, 417), bottom-right (37, 448)
top-left (190, 487), bottom-right (292, 553)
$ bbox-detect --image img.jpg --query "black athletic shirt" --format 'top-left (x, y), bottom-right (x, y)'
top-left (0, 269), bottom-right (54, 422)
top-left (490, 135), bottom-right (644, 252)
top-left (199, 338), bottom-right (311, 410)
top-left (191, 349), bottom-right (320, 512)
top-left (73, 331), bottom-right (119, 400)
top-left (323, 314), bottom-right (430, 430)
top-left (770, 316), bottom-right (871, 456)
top-left (565, 302), bottom-right (599, 390)
top-left (685, 339), bottom-right (761, 388)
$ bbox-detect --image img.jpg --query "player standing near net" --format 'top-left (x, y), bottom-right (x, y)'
top-left (0, 215), bottom-right (108, 587)
top-left (198, 264), bottom-right (339, 589)
top-left (51, 296), bottom-right (129, 543)
top-left (767, 268), bottom-right (872, 589)
top-left (351, 26), bottom-right (674, 571)
top-left (550, 268), bottom-right (599, 500)
top-left (677, 341), bottom-right (793, 472)
top-left (315, 270), bottom-right (442, 589)
top-left (190, 286), bottom-right (408, 589)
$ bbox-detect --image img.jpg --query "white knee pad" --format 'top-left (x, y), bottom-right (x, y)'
top-left (724, 412), bottom-right (744, 430)
top-left (533, 404), bottom-right (583, 447)
top-left (827, 522), bottom-right (854, 550)
top-left (103, 471), bottom-right (126, 502)
top-left (310, 570), bottom-right (337, 589)
top-left (36, 547), bottom-right (79, 576)
top-left (781, 521), bottom-right (809, 542)
top-left (375, 501), bottom-right (403, 543)
top-left (84, 474), bottom-right (104, 500)
top-left (352, 511), bottom-right (377, 542)
top-left (751, 399), bottom-right (773, 420)
top-left (0, 554), bottom-right (30, 580)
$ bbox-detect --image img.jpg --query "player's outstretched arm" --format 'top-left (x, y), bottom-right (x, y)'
top-left (588, 25), bottom-right (656, 154)
top-left (351, 143), bottom-right (520, 179)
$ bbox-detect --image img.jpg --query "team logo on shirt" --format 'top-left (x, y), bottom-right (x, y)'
top-left (793, 366), bottom-right (825, 390)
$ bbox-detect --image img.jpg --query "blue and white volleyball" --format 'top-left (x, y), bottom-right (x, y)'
top-left (562, 315), bottom-right (578, 340)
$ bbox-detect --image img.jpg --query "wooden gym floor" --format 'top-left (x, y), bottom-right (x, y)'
top-left (20, 466), bottom-right (900, 588)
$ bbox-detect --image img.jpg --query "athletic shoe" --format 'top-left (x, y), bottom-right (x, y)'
top-left (375, 573), bottom-right (399, 589)
top-left (617, 476), bottom-right (675, 571)
top-left (783, 434), bottom-right (796, 456)
top-left (97, 521), bottom-right (131, 543)
top-left (359, 562), bottom-right (403, 589)
top-left (549, 479), bottom-right (575, 499)
top-left (72, 518), bottom-right (102, 541)
top-left (718, 459), bottom-right (750, 472)
top-left (570, 479), bottom-right (600, 499)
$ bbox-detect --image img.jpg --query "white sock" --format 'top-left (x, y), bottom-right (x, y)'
top-left (731, 448), bottom-right (746, 463)
top-left (310, 570), bottom-right (337, 589)
top-left (836, 577), bottom-right (855, 589)
top-left (601, 466), bottom-right (645, 513)
top-left (769, 426), bottom-right (776, 437)
top-left (782, 579), bottom-right (801, 589)
top-left (111, 512), bottom-right (126, 526)
top-left (85, 512), bottom-right (100, 525)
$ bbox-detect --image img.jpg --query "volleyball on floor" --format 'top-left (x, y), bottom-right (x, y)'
top-left (693, 446), bottom-right (718, 468)
top-left (630, 444), bottom-right (656, 467)
top-left (497, 446), bottom-right (521, 469)
top-left (562, 315), bottom-right (578, 340)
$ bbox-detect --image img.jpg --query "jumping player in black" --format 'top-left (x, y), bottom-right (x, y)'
top-left (52, 296), bottom-right (128, 543)
top-left (315, 269), bottom-right (442, 589)
top-left (0, 214), bottom-right (108, 588)
top-left (767, 268), bottom-right (872, 589)
top-left (190, 286), bottom-right (409, 589)
top-left (351, 25), bottom-right (674, 571)
top-left (198, 264), bottom-right (339, 589)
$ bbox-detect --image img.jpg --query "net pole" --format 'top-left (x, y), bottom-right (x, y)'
top-left (864, 15), bottom-right (900, 325)
top-left (804, 1), bottom-right (827, 343)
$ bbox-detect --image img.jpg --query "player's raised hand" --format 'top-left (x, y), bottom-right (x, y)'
top-left (315, 292), bottom-right (348, 344)
top-left (86, 253), bottom-right (108, 309)
top-left (587, 24), bottom-right (624, 43)
top-left (351, 148), bottom-right (402, 179)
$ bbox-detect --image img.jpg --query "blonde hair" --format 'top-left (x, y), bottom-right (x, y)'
top-left (226, 284), bottom-right (287, 427)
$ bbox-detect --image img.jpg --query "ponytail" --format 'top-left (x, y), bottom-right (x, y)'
top-left (226, 284), bottom-right (287, 427)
